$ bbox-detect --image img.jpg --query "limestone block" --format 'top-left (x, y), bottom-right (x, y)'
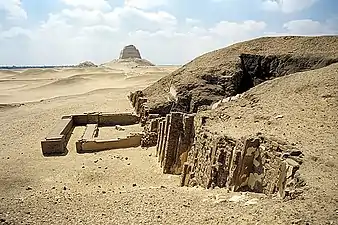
top-left (82, 124), bottom-right (99, 140)
top-left (234, 138), bottom-right (261, 192)
top-left (131, 91), bottom-right (143, 108)
top-left (211, 136), bottom-right (237, 188)
top-left (180, 163), bottom-right (192, 187)
top-left (72, 113), bottom-right (139, 126)
top-left (150, 119), bottom-right (159, 133)
top-left (76, 124), bottom-right (99, 153)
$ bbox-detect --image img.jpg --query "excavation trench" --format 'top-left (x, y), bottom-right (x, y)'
top-left (126, 54), bottom-right (337, 197)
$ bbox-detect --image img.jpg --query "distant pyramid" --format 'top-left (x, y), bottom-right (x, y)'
top-left (119, 45), bottom-right (142, 59)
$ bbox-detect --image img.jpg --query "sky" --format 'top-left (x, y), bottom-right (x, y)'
top-left (0, 0), bottom-right (337, 65)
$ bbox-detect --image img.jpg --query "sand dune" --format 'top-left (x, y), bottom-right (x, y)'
top-left (0, 65), bottom-right (179, 104)
top-left (0, 63), bottom-right (181, 225)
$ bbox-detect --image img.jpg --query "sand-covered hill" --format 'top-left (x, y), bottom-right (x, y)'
top-left (142, 36), bottom-right (338, 115)
top-left (192, 62), bottom-right (338, 223)
top-left (103, 58), bottom-right (155, 68)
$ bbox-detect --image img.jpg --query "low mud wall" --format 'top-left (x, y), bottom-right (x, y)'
top-left (77, 133), bottom-right (143, 153)
top-left (72, 113), bottom-right (140, 126)
top-left (42, 112), bottom-right (141, 155)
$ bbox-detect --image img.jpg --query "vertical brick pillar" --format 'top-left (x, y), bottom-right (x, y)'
top-left (159, 114), bottom-right (170, 165)
top-left (172, 114), bottom-right (194, 174)
top-left (163, 112), bottom-right (183, 174)
top-left (156, 121), bottom-right (164, 157)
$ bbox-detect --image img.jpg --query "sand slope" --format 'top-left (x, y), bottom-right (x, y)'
top-left (0, 65), bottom-right (179, 104)
top-left (142, 36), bottom-right (338, 114)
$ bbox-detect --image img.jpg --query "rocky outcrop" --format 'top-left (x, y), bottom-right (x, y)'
top-left (119, 45), bottom-right (142, 59)
top-left (140, 36), bottom-right (338, 115)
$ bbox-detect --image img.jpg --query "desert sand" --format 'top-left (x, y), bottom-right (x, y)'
top-left (0, 39), bottom-right (337, 225)
top-left (0, 63), bottom-right (202, 225)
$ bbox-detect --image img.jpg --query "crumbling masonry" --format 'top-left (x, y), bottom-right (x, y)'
top-left (156, 112), bottom-right (195, 175)
top-left (181, 129), bottom-right (304, 198)
top-left (129, 90), bottom-right (304, 198)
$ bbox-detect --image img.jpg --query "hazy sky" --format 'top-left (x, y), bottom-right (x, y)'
top-left (0, 0), bottom-right (337, 65)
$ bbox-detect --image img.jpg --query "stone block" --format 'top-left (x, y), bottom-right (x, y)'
top-left (181, 132), bottom-right (303, 198)
top-left (41, 118), bottom-right (74, 155)
top-left (136, 98), bottom-right (148, 115)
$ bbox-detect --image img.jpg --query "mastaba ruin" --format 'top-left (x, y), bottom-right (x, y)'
top-left (41, 65), bottom-right (305, 200)
top-left (42, 36), bottom-right (338, 200)
top-left (128, 91), bottom-right (304, 199)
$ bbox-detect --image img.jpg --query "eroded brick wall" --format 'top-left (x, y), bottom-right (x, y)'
top-left (155, 112), bottom-right (195, 175)
top-left (181, 129), bottom-right (304, 198)
top-left (129, 91), bottom-right (304, 198)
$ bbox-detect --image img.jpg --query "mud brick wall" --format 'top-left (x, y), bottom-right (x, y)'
top-left (129, 91), bottom-right (150, 126)
top-left (181, 129), bottom-right (303, 198)
top-left (129, 91), bottom-right (303, 198)
top-left (155, 112), bottom-right (195, 175)
top-left (141, 118), bottom-right (161, 147)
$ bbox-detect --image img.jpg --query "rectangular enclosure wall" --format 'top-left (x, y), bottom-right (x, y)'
top-left (41, 113), bottom-right (141, 155)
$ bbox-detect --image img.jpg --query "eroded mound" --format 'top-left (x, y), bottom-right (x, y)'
top-left (103, 58), bottom-right (155, 67)
top-left (141, 36), bottom-right (338, 115)
top-left (77, 61), bottom-right (98, 68)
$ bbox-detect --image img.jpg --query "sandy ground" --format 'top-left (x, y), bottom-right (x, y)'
top-left (0, 63), bottom-right (337, 225)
